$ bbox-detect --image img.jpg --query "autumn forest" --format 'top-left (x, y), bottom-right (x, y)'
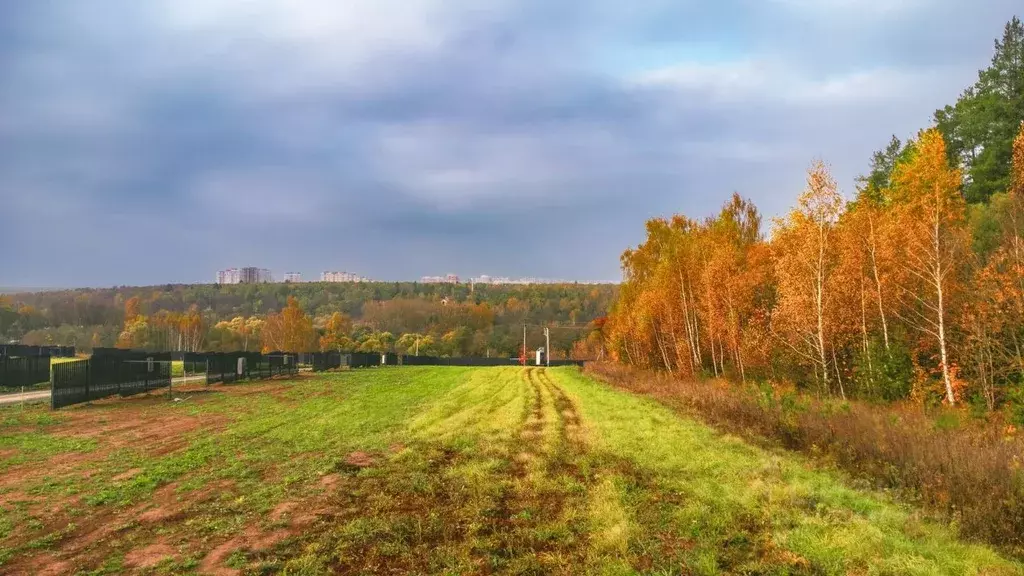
top-left (607, 16), bottom-right (1024, 413)
top-left (0, 281), bottom-right (615, 360)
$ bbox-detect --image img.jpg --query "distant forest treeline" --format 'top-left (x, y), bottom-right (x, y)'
top-left (0, 282), bottom-right (617, 358)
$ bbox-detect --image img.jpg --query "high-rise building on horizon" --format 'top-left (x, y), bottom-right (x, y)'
top-left (283, 272), bottom-right (302, 283)
top-left (216, 268), bottom-right (240, 285)
top-left (420, 274), bottom-right (460, 284)
top-left (321, 271), bottom-right (368, 283)
top-left (468, 274), bottom-right (567, 285)
top-left (240, 267), bottom-right (272, 283)
top-left (217, 267), bottom-right (272, 284)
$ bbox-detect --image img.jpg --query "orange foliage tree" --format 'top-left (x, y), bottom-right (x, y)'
top-left (261, 296), bottom-right (316, 353)
top-left (770, 162), bottom-right (847, 397)
top-left (319, 312), bottom-right (354, 352)
top-left (888, 129), bottom-right (968, 405)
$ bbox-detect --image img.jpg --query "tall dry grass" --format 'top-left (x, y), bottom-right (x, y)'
top-left (585, 362), bottom-right (1024, 555)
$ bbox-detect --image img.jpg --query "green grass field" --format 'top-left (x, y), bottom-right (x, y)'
top-left (0, 367), bottom-right (1019, 575)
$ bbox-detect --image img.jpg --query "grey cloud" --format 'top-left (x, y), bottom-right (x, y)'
top-left (1, 1), bottom-right (1020, 286)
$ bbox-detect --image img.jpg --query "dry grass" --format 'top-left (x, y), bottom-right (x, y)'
top-left (586, 362), bottom-right (1024, 556)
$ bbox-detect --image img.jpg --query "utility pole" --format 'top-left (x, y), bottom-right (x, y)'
top-left (544, 327), bottom-right (550, 367)
top-left (415, 336), bottom-right (419, 356)
top-left (520, 319), bottom-right (528, 364)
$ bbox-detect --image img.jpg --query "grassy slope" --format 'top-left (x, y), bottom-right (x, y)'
top-left (554, 368), bottom-right (1019, 575)
top-left (0, 367), bottom-right (1018, 575)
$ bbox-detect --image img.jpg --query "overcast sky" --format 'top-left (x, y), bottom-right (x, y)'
top-left (1, 1), bottom-right (1019, 287)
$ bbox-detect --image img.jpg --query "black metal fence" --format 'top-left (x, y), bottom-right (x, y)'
top-left (50, 360), bottom-right (90, 408)
top-left (51, 348), bottom-right (300, 409)
top-left (309, 351), bottom-right (585, 369)
top-left (0, 345), bottom-right (75, 358)
top-left (306, 351), bottom-right (378, 370)
top-left (0, 355), bottom-right (52, 388)
top-left (172, 352), bottom-right (213, 375)
top-left (50, 353), bottom-right (172, 409)
top-left (310, 352), bottom-right (341, 372)
top-left (93, 350), bottom-right (173, 398)
top-left (47, 344), bottom-right (583, 410)
top-left (345, 352), bottom-right (384, 368)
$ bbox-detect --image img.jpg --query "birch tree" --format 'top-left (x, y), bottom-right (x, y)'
top-left (889, 129), bottom-right (968, 405)
top-left (771, 162), bottom-right (845, 395)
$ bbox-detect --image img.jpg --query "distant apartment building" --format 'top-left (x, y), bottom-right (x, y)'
top-left (469, 275), bottom-right (564, 285)
top-left (283, 272), bottom-right (302, 283)
top-left (217, 268), bottom-right (240, 285)
top-left (321, 271), bottom-right (368, 283)
top-left (420, 274), bottom-right (460, 284)
top-left (217, 267), bottom-right (272, 284)
top-left (241, 267), bottom-right (273, 283)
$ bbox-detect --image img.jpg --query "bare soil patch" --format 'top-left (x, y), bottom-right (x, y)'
top-left (137, 506), bottom-right (180, 524)
top-left (112, 467), bottom-right (142, 482)
top-left (344, 451), bottom-right (375, 468)
top-left (199, 537), bottom-right (243, 576)
top-left (270, 501), bottom-right (298, 522)
top-left (0, 384), bottom-right (266, 574)
top-left (124, 542), bottom-right (176, 568)
top-left (23, 555), bottom-right (71, 576)
top-left (200, 525), bottom-right (295, 574)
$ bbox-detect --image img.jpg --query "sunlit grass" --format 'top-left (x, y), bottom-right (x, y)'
top-left (552, 367), bottom-right (1021, 575)
top-left (0, 366), bottom-right (1018, 574)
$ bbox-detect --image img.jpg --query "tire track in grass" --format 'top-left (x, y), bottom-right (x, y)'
top-left (541, 367), bottom-right (718, 573)
top-left (516, 367), bottom-right (545, 467)
top-left (272, 368), bottom-right (539, 575)
top-left (485, 368), bottom-right (597, 573)
top-left (237, 368), bottom-right (694, 575)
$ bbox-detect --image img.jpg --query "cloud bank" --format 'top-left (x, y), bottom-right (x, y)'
top-left (0, 1), bottom-right (1018, 286)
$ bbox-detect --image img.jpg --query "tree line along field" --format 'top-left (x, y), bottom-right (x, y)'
top-left (0, 366), bottom-right (1019, 575)
top-left (0, 282), bottom-right (615, 360)
top-left (608, 17), bottom-right (1024, 413)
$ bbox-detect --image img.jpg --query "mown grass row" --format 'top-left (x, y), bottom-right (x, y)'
top-left (586, 361), bottom-right (1024, 558)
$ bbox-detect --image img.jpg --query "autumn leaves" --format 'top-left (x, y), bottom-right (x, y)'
top-left (608, 125), bottom-right (1024, 407)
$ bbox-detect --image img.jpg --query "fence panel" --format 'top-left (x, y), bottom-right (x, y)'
top-left (311, 353), bottom-right (325, 372)
top-left (401, 355), bottom-right (442, 366)
top-left (268, 352), bottom-right (291, 377)
top-left (447, 357), bottom-right (519, 367)
top-left (51, 359), bottom-right (91, 409)
top-left (51, 352), bottom-right (176, 409)
top-left (311, 351), bottom-right (346, 371)
top-left (343, 352), bottom-right (381, 368)
top-left (1, 344), bottom-right (75, 358)
top-left (175, 352), bottom-right (209, 377)
top-left (205, 353), bottom-right (225, 384)
top-left (1, 344), bottom-right (51, 358)
top-left (0, 355), bottom-right (52, 388)
top-left (118, 354), bottom-right (172, 397)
